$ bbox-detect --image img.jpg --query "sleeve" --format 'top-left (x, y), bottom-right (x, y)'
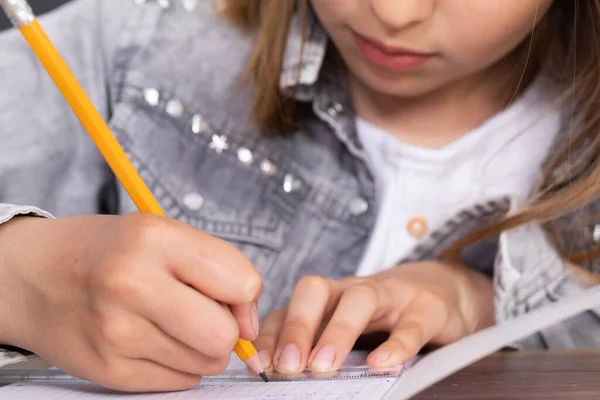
top-left (494, 216), bottom-right (600, 349)
top-left (0, 0), bottom-right (147, 367)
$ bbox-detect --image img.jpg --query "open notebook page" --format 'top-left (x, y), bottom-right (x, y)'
top-left (383, 284), bottom-right (600, 399)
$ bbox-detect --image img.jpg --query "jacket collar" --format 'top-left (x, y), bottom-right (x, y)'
top-left (279, 8), bottom-right (329, 101)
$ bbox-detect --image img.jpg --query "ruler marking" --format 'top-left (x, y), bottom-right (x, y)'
top-left (0, 368), bottom-right (401, 383)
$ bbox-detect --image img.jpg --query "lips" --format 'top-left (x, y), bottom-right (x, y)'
top-left (353, 32), bottom-right (432, 71)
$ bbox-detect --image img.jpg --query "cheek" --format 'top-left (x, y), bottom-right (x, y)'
top-left (441, 2), bottom-right (552, 67)
top-left (445, 27), bottom-right (523, 67)
top-left (310, 0), bottom-right (356, 25)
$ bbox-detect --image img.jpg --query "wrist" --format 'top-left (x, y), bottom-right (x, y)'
top-left (400, 261), bottom-right (495, 334)
top-left (457, 266), bottom-right (495, 332)
top-left (0, 217), bottom-right (47, 347)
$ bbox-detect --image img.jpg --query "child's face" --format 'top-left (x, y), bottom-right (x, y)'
top-left (310, 0), bottom-right (552, 97)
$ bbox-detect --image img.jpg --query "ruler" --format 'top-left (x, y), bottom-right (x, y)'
top-left (0, 364), bottom-right (403, 384)
top-left (208, 364), bottom-right (403, 382)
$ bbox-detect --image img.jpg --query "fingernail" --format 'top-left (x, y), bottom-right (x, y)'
top-left (310, 345), bottom-right (336, 372)
top-left (250, 303), bottom-right (260, 338)
top-left (277, 344), bottom-right (301, 372)
top-left (258, 350), bottom-right (271, 369)
top-left (370, 349), bottom-right (392, 366)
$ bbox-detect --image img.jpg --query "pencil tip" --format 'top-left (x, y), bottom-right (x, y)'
top-left (259, 372), bottom-right (269, 382)
top-left (245, 355), bottom-right (269, 382)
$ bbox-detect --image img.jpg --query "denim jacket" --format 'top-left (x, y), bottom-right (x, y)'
top-left (0, 0), bottom-right (599, 366)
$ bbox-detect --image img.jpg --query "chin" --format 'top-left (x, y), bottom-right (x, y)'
top-left (342, 52), bottom-right (450, 99)
top-left (351, 66), bottom-right (446, 99)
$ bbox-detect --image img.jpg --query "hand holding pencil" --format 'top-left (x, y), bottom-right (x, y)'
top-left (0, 0), bottom-right (267, 390)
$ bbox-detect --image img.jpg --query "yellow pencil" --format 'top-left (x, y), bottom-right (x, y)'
top-left (0, 0), bottom-right (267, 382)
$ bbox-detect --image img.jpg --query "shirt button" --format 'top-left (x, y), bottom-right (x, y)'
top-left (182, 192), bottom-right (204, 212)
top-left (407, 217), bottom-right (428, 238)
top-left (132, 0), bottom-right (146, 4)
top-left (157, 0), bottom-right (171, 8)
top-left (349, 197), bottom-right (369, 216)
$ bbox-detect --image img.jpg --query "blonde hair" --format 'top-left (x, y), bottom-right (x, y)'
top-left (219, 0), bottom-right (306, 132)
top-left (219, 0), bottom-right (600, 270)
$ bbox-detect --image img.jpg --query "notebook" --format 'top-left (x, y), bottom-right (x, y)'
top-left (1, 285), bottom-right (599, 400)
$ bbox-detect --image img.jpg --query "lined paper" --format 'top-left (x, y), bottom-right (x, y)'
top-left (0, 377), bottom-right (397, 400)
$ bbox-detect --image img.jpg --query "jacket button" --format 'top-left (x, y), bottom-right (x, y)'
top-left (349, 197), bottom-right (369, 216)
top-left (593, 224), bottom-right (600, 242)
top-left (166, 99), bottom-right (185, 118)
top-left (182, 193), bottom-right (204, 212)
top-left (283, 174), bottom-right (302, 193)
top-left (143, 88), bottom-right (160, 106)
top-left (327, 102), bottom-right (344, 117)
top-left (209, 134), bottom-right (230, 154)
top-left (181, 0), bottom-right (197, 12)
top-left (260, 159), bottom-right (278, 177)
top-left (237, 148), bottom-right (254, 165)
top-left (157, 0), bottom-right (171, 8)
top-left (191, 114), bottom-right (209, 134)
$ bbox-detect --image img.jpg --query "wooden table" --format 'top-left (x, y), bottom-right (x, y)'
top-left (414, 350), bottom-right (600, 399)
top-left (2, 350), bottom-right (599, 398)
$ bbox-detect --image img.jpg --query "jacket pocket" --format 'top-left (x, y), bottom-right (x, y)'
top-left (108, 91), bottom-right (299, 278)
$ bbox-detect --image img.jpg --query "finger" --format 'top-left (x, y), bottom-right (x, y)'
top-left (164, 219), bottom-right (263, 305)
top-left (308, 283), bottom-right (379, 372)
top-left (134, 272), bottom-right (240, 359)
top-left (368, 302), bottom-right (447, 368)
top-left (273, 276), bottom-right (336, 374)
top-left (253, 309), bottom-right (287, 371)
top-left (112, 314), bottom-right (231, 377)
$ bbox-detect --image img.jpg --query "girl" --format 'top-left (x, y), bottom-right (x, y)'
top-left (0, 0), bottom-right (598, 392)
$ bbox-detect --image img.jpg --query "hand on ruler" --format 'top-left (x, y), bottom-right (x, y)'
top-left (254, 261), bottom-right (495, 375)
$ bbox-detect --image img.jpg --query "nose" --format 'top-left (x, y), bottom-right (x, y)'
top-left (370, 0), bottom-right (434, 31)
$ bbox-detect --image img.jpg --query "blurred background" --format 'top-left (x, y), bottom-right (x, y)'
top-left (0, 0), bottom-right (71, 31)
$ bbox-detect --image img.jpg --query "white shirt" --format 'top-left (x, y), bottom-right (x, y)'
top-left (355, 77), bottom-right (562, 276)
